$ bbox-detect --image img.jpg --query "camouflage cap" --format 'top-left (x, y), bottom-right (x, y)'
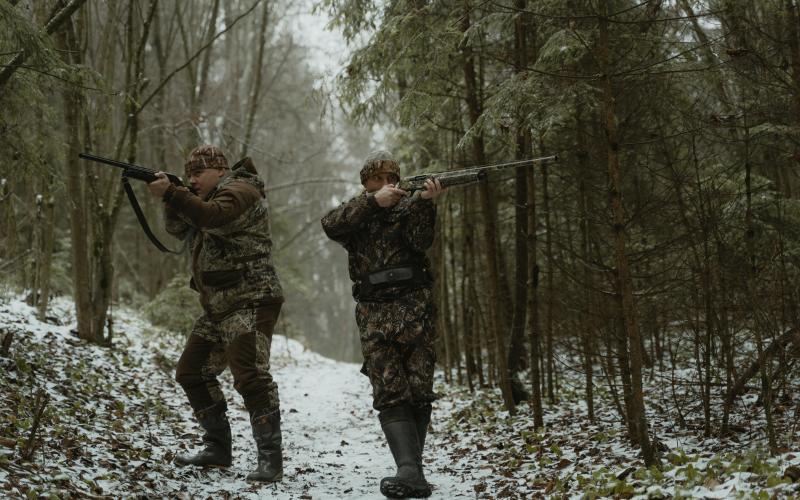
top-left (185, 145), bottom-right (229, 177)
top-left (360, 150), bottom-right (400, 185)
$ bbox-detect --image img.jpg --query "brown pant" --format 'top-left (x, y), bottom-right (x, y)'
top-left (175, 304), bottom-right (281, 415)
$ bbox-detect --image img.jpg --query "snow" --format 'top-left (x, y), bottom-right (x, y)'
top-left (0, 296), bottom-right (477, 498)
top-left (1, 294), bottom-right (799, 498)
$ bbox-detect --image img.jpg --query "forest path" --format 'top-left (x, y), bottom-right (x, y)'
top-left (0, 298), bottom-right (487, 499)
top-left (159, 332), bottom-right (482, 499)
top-left (3, 297), bottom-right (798, 499)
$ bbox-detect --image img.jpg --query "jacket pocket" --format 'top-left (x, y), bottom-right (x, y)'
top-left (201, 269), bottom-right (244, 289)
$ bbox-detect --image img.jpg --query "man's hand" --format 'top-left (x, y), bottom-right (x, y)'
top-left (373, 184), bottom-right (408, 207)
top-left (419, 177), bottom-right (445, 200)
top-left (147, 172), bottom-right (170, 199)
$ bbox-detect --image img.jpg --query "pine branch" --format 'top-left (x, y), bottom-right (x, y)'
top-left (0, 0), bottom-right (88, 88)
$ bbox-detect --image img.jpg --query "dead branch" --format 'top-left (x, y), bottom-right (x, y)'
top-left (724, 327), bottom-right (800, 408)
top-left (21, 389), bottom-right (49, 461)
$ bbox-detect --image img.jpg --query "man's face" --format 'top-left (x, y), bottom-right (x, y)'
top-left (364, 172), bottom-right (400, 193)
top-left (189, 168), bottom-right (226, 198)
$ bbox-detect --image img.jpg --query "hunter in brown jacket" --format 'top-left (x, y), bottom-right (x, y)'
top-left (147, 145), bottom-right (284, 482)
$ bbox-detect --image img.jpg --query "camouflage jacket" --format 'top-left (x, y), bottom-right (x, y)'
top-left (321, 191), bottom-right (436, 300)
top-left (163, 158), bottom-right (283, 319)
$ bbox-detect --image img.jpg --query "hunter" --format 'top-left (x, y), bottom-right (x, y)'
top-left (321, 150), bottom-right (445, 498)
top-left (147, 145), bottom-right (284, 482)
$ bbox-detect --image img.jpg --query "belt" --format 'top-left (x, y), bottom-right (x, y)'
top-left (355, 265), bottom-right (430, 301)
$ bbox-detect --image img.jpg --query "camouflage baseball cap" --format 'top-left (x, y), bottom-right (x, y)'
top-left (185, 145), bottom-right (229, 177)
top-left (360, 150), bottom-right (400, 185)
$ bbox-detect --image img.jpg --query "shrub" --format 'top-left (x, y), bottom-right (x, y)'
top-left (143, 274), bottom-right (201, 335)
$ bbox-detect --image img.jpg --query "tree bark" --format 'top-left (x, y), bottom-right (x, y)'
top-left (542, 143), bottom-right (556, 402)
top-left (447, 199), bottom-right (463, 384)
top-left (243, 1), bottom-right (270, 155)
top-left (507, 0), bottom-right (532, 404)
top-left (576, 107), bottom-right (595, 422)
top-left (35, 179), bottom-right (56, 320)
top-left (742, 117), bottom-right (778, 450)
top-left (598, 1), bottom-right (655, 465)
top-left (460, 0), bottom-right (514, 413)
top-left (59, 22), bottom-right (94, 342)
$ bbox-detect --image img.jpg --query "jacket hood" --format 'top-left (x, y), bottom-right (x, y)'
top-left (223, 157), bottom-right (265, 197)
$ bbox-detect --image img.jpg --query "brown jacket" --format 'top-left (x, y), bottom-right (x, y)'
top-left (164, 158), bottom-right (283, 319)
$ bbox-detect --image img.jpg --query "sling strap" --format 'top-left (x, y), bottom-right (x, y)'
top-left (121, 173), bottom-right (190, 254)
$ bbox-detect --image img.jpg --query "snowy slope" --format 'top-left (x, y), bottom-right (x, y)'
top-left (0, 297), bottom-right (478, 499)
top-left (1, 295), bottom-right (799, 499)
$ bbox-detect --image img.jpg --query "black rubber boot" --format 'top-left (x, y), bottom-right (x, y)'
top-left (412, 403), bottom-right (432, 485)
top-left (246, 408), bottom-right (283, 482)
top-left (174, 401), bottom-right (232, 467)
top-left (411, 404), bottom-right (432, 453)
top-left (379, 406), bottom-right (431, 498)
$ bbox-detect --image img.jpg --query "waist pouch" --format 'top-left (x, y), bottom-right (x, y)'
top-left (355, 265), bottom-right (430, 301)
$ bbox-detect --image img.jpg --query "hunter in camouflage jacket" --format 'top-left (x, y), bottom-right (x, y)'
top-left (321, 168), bottom-right (438, 410)
top-left (163, 157), bottom-right (284, 319)
top-left (152, 148), bottom-right (286, 482)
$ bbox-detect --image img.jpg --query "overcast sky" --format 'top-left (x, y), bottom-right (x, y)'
top-left (289, 1), bottom-right (351, 79)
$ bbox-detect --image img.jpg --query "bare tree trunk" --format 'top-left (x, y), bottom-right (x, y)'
top-left (460, 0), bottom-right (514, 413)
top-left (462, 229), bottom-right (476, 391)
top-left (57, 16), bottom-right (97, 342)
top-left (542, 144), bottom-right (556, 402)
top-left (35, 178), bottom-right (55, 320)
top-left (1, 179), bottom-right (23, 287)
top-left (743, 117), bottom-right (778, 451)
top-left (784, 0), bottom-right (800, 196)
top-left (149, 0), bottom-right (179, 297)
top-left (665, 132), bottom-right (717, 436)
top-left (196, 0), bottom-right (221, 110)
top-left (469, 245), bottom-right (488, 388)
top-left (29, 191), bottom-right (43, 306)
top-left (507, 131), bottom-right (530, 403)
top-left (463, 190), bottom-right (480, 390)
top-left (243, 1), bottom-right (270, 155)
top-left (598, 1), bottom-right (655, 465)
top-left (435, 209), bottom-right (451, 383)
top-left (604, 330), bottom-right (626, 420)
top-left (507, 0), bottom-right (532, 404)
top-left (447, 199), bottom-right (463, 385)
top-left (526, 154), bottom-right (544, 427)
top-left (576, 108), bottom-right (595, 421)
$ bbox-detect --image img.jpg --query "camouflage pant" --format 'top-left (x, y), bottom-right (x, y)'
top-left (356, 288), bottom-right (437, 411)
top-left (175, 304), bottom-right (281, 415)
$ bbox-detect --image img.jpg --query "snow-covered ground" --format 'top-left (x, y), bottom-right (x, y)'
top-left (1, 295), bottom-right (799, 499)
top-left (0, 296), bottom-right (478, 498)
